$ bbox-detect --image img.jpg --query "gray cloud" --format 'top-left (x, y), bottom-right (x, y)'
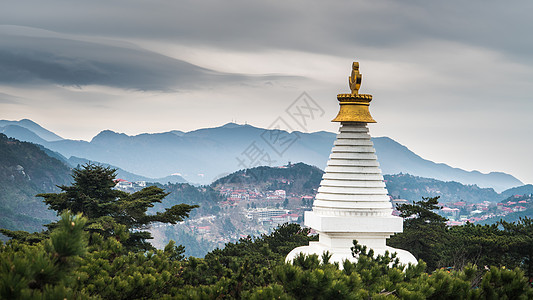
top-left (0, 30), bottom-right (302, 91)
top-left (2, 1), bottom-right (532, 62)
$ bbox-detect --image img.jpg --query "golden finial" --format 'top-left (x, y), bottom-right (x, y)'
top-left (332, 62), bottom-right (376, 123)
top-left (349, 62), bottom-right (362, 95)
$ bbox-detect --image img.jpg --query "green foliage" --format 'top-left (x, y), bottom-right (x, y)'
top-left (46, 211), bottom-right (88, 261)
top-left (246, 244), bottom-right (533, 300)
top-left (443, 223), bottom-right (513, 270)
top-left (37, 163), bottom-right (198, 251)
top-left (389, 196), bottom-right (533, 281)
top-left (0, 211), bottom-right (92, 299)
top-left (2, 158), bottom-right (533, 298)
top-left (39, 164), bottom-right (119, 218)
top-left (175, 223), bottom-right (315, 298)
top-left (0, 229), bottom-right (49, 245)
top-left (500, 217), bottom-right (533, 279)
top-left (478, 266), bottom-right (533, 299)
top-left (74, 241), bottom-right (185, 299)
top-left (389, 196), bottom-right (447, 269)
top-left (396, 196), bottom-right (448, 227)
top-left (2, 215), bottom-right (533, 299)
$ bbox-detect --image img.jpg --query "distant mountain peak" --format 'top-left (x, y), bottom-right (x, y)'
top-left (0, 119), bottom-right (63, 141)
top-left (93, 129), bottom-right (119, 137)
top-left (0, 125), bottom-right (46, 145)
top-left (91, 130), bottom-right (129, 143)
top-left (220, 122), bottom-right (247, 129)
top-left (18, 119), bottom-right (39, 125)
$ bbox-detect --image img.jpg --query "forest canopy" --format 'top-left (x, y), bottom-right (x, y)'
top-left (1, 166), bottom-right (532, 299)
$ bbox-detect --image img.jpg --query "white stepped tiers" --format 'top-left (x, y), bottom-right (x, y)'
top-left (286, 123), bottom-right (417, 266)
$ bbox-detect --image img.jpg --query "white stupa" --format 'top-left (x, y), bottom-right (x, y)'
top-left (286, 62), bottom-right (417, 266)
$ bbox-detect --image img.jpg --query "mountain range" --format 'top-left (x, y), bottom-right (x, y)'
top-left (0, 132), bottom-right (529, 237)
top-left (0, 119), bottom-right (523, 192)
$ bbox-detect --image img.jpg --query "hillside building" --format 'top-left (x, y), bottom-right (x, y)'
top-left (246, 208), bottom-right (289, 223)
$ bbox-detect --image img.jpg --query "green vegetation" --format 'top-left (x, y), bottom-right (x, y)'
top-left (0, 133), bottom-right (71, 233)
top-left (390, 196), bottom-right (533, 281)
top-left (2, 214), bottom-right (532, 299)
top-left (388, 197), bottom-right (447, 269)
top-left (2, 163), bottom-right (198, 252)
top-left (246, 243), bottom-right (532, 299)
top-left (212, 162), bottom-right (323, 195)
top-left (1, 161), bottom-right (533, 298)
top-left (0, 211), bottom-right (90, 299)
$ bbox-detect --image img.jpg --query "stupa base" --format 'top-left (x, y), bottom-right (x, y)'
top-left (286, 241), bottom-right (417, 268)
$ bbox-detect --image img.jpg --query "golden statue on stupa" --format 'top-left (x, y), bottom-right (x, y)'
top-left (332, 62), bottom-right (376, 123)
top-left (349, 61), bottom-right (362, 95)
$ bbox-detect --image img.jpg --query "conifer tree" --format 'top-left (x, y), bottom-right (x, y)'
top-left (388, 196), bottom-right (448, 269)
top-left (37, 163), bottom-right (198, 251)
top-left (500, 217), bottom-right (533, 279)
top-left (444, 222), bottom-right (511, 269)
top-left (0, 211), bottom-right (91, 299)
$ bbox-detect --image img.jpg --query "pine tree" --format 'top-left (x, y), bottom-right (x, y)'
top-left (37, 163), bottom-right (198, 251)
top-left (0, 211), bottom-right (92, 299)
top-left (444, 222), bottom-right (511, 269)
top-left (388, 196), bottom-right (448, 269)
top-left (500, 217), bottom-right (533, 279)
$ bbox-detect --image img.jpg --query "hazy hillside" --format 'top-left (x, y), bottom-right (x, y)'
top-left (0, 132), bottom-right (189, 184)
top-left (0, 124), bottom-right (49, 145)
top-left (501, 184), bottom-right (533, 198)
top-left (479, 193), bottom-right (533, 225)
top-left (66, 156), bottom-right (187, 184)
top-left (0, 134), bottom-right (71, 233)
top-left (151, 183), bottom-right (224, 218)
top-left (373, 137), bottom-right (521, 193)
top-left (1, 119), bottom-right (523, 191)
top-left (212, 164), bottom-right (508, 204)
top-left (0, 119), bottom-right (63, 141)
top-left (384, 173), bottom-right (501, 204)
top-left (212, 162), bottom-right (324, 195)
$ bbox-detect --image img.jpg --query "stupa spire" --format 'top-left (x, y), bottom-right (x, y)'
top-left (332, 62), bottom-right (376, 123)
top-left (286, 62), bottom-right (417, 267)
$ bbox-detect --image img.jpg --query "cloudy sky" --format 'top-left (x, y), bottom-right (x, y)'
top-left (1, 0), bottom-right (532, 184)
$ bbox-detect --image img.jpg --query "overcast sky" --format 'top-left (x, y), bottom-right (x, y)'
top-left (1, 0), bottom-right (532, 184)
